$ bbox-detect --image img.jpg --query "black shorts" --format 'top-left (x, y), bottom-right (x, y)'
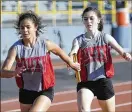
top-left (77, 78), bottom-right (114, 100)
top-left (19, 87), bottom-right (54, 104)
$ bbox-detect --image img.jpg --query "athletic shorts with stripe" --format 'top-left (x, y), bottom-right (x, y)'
top-left (77, 78), bottom-right (115, 100)
top-left (19, 87), bottom-right (54, 104)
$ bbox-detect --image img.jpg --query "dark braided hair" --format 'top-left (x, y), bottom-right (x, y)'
top-left (81, 7), bottom-right (103, 31)
top-left (14, 10), bottom-right (46, 37)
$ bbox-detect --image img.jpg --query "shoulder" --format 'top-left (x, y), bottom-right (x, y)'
top-left (43, 38), bottom-right (54, 50)
top-left (8, 40), bottom-right (21, 55)
top-left (72, 34), bottom-right (84, 46)
top-left (74, 34), bottom-right (84, 42)
top-left (38, 37), bottom-right (47, 42)
top-left (10, 39), bottom-right (22, 49)
top-left (101, 32), bottom-right (114, 44)
top-left (37, 37), bottom-right (49, 46)
top-left (13, 39), bottom-right (22, 45)
top-left (104, 33), bottom-right (113, 38)
top-left (75, 34), bottom-right (84, 40)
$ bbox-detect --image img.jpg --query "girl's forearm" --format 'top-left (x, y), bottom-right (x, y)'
top-left (0, 70), bottom-right (15, 78)
top-left (57, 50), bottom-right (73, 66)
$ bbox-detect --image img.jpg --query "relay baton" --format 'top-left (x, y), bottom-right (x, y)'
top-left (73, 53), bottom-right (81, 83)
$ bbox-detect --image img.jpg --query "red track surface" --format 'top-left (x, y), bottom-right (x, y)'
top-left (1, 56), bottom-right (132, 112)
top-left (1, 81), bottom-right (132, 112)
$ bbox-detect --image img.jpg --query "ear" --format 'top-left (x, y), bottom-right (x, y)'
top-left (35, 25), bottom-right (38, 31)
top-left (97, 19), bottom-right (101, 24)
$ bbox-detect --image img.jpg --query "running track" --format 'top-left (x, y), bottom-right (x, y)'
top-left (1, 55), bottom-right (132, 112)
top-left (1, 81), bottom-right (132, 112)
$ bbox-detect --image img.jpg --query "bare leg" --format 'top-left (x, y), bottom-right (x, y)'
top-left (29, 95), bottom-right (51, 112)
top-left (20, 103), bottom-right (32, 112)
top-left (77, 88), bottom-right (94, 112)
top-left (98, 95), bottom-right (115, 112)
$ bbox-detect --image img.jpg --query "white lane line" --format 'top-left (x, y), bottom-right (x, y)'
top-left (52, 99), bottom-right (77, 106)
top-left (5, 102), bottom-right (132, 112)
top-left (52, 90), bottom-right (132, 106)
top-left (53, 90), bottom-right (132, 106)
top-left (5, 109), bottom-right (20, 112)
top-left (1, 81), bottom-right (132, 104)
top-left (115, 90), bottom-right (132, 95)
top-left (5, 90), bottom-right (132, 112)
top-left (1, 99), bottom-right (19, 104)
top-left (91, 102), bottom-right (132, 111)
top-left (55, 90), bottom-right (75, 95)
top-left (114, 81), bottom-right (132, 86)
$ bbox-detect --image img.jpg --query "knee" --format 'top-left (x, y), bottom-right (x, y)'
top-left (79, 105), bottom-right (91, 112)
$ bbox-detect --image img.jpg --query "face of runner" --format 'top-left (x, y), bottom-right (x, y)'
top-left (20, 19), bottom-right (38, 40)
top-left (82, 11), bottom-right (100, 32)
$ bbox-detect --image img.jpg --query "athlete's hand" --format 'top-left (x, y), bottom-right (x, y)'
top-left (123, 52), bottom-right (132, 61)
top-left (69, 61), bottom-right (81, 71)
top-left (14, 67), bottom-right (26, 77)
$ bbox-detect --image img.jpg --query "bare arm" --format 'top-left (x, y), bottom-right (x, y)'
top-left (69, 38), bottom-right (80, 60)
top-left (105, 34), bottom-right (132, 61)
top-left (0, 68), bottom-right (23, 78)
top-left (1, 47), bottom-right (17, 78)
top-left (45, 40), bottom-right (80, 71)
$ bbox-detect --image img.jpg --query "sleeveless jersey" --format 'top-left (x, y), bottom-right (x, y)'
top-left (76, 32), bottom-right (114, 81)
top-left (12, 38), bottom-right (55, 91)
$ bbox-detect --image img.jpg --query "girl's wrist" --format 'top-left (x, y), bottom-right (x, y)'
top-left (122, 52), bottom-right (126, 58)
top-left (122, 52), bottom-right (128, 58)
top-left (68, 60), bottom-right (73, 66)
